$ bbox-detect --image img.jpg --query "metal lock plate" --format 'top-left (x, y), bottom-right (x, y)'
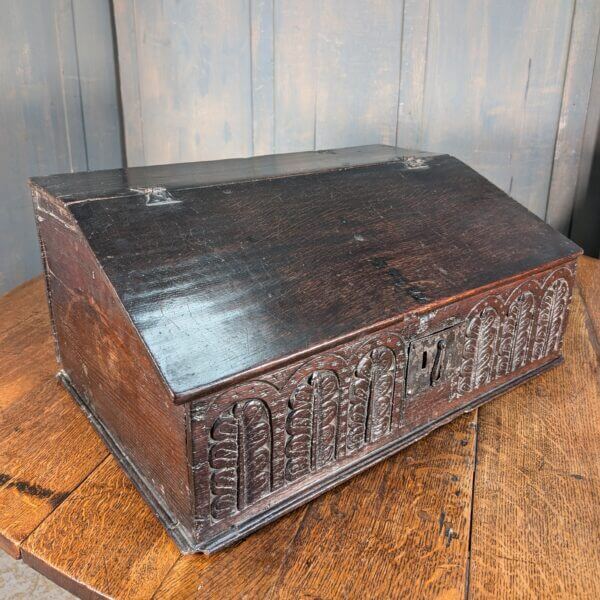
top-left (405, 322), bottom-right (464, 398)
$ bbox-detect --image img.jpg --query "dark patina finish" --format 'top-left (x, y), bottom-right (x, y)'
top-left (31, 145), bottom-right (581, 552)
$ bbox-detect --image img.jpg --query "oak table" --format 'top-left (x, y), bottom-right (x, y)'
top-left (1, 257), bottom-right (598, 600)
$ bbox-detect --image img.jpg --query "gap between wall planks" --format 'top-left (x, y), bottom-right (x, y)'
top-left (112, 0), bottom-right (600, 229)
top-left (0, 257), bottom-right (596, 598)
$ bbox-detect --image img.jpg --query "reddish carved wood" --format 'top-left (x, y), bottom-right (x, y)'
top-left (30, 145), bottom-right (581, 553)
top-left (194, 264), bottom-right (576, 544)
top-left (208, 399), bottom-right (272, 519)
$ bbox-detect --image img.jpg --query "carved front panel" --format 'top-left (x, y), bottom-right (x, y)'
top-left (209, 399), bottom-right (272, 519)
top-left (455, 266), bottom-right (575, 398)
top-left (285, 369), bottom-right (340, 481)
top-left (347, 346), bottom-right (397, 452)
top-left (196, 335), bottom-right (406, 528)
top-left (194, 264), bottom-right (575, 531)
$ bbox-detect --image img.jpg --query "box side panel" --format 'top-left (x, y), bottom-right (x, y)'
top-left (191, 260), bottom-right (577, 551)
top-left (32, 190), bottom-right (194, 544)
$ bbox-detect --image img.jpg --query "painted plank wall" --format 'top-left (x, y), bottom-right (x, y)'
top-left (547, 0), bottom-right (600, 233)
top-left (2, 1), bottom-right (599, 294)
top-left (421, 0), bottom-right (574, 218)
top-left (114, 0), bottom-right (254, 165)
top-left (0, 0), bottom-right (122, 295)
top-left (571, 16), bottom-right (600, 258)
top-left (114, 0), bottom-right (599, 228)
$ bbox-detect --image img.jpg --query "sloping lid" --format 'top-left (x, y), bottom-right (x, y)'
top-left (32, 145), bottom-right (580, 400)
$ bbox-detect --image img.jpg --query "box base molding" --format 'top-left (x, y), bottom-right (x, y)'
top-left (58, 372), bottom-right (197, 553)
top-left (60, 356), bottom-right (562, 554)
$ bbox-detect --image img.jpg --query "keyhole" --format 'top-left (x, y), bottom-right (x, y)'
top-left (430, 339), bottom-right (447, 386)
top-left (422, 351), bottom-right (428, 369)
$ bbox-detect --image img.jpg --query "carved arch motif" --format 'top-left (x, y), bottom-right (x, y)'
top-left (347, 346), bottom-right (397, 453)
top-left (208, 398), bottom-right (272, 520)
top-left (454, 266), bottom-right (575, 398)
top-left (285, 369), bottom-right (341, 482)
top-left (496, 283), bottom-right (538, 376)
top-left (532, 276), bottom-right (570, 360)
top-left (457, 297), bottom-right (503, 395)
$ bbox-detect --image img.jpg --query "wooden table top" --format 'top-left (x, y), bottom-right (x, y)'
top-left (0, 257), bottom-right (598, 600)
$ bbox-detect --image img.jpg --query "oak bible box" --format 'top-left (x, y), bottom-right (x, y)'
top-left (31, 145), bottom-right (581, 553)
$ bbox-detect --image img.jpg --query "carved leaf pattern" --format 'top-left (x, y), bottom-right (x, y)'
top-left (235, 400), bottom-right (272, 508)
top-left (532, 279), bottom-right (569, 360)
top-left (209, 399), bottom-right (272, 520)
top-left (285, 370), bottom-right (339, 482)
top-left (312, 371), bottom-right (339, 468)
top-left (284, 381), bottom-right (313, 481)
top-left (204, 267), bottom-right (574, 518)
top-left (348, 347), bottom-right (396, 452)
top-left (347, 370), bottom-right (369, 451)
top-left (455, 271), bottom-right (573, 398)
top-left (496, 292), bottom-right (535, 376)
top-left (458, 306), bottom-right (500, 395)
top-left (208, 411), bottom-right (238, 520)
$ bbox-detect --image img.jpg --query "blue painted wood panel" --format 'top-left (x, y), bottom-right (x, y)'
top-left (114, 0), bottom-right (254, 165)
top-left (420, 0), bottom-right (574, 218)
top-left (113, 0), bottom-right (597, 220)
top-left (2, 0), bottom-right (599, 293)
top-left (0, 0), bottom-right (122, 295)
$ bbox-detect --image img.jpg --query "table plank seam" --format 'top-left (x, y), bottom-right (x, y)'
top-left (18, 454), bottom-right (110, 561)
top-left (464, 409), bottom-right (480, 600)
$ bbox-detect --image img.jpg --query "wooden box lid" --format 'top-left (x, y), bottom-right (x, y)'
top-left (31, 145), bottom-right (580, 402)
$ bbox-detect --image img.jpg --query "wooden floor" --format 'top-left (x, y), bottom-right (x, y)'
top-left (0, 257), bottom-right (598, 600)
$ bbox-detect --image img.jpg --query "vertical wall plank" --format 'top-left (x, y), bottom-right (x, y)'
top-left (570, 34), bottom-right (600, 257)
top-left (72, 0), bottom-right (123, 170)
top-left (113, 0), bottom-right (253, 166)
top-left (0, 1), bottom-right (66, 293)
top-left (273, 0), bottom-right (320, 153)
top-left (420, 0), bottom-right (574, 218)
top-left (250, 0), bottom-right (275, 156)
top-left (112, 0), bottom-right (145, 166)
top-left (396, 0), bottom-right (430, 149)
top-left (314, 0), bottom-right (403, 149)
top-left (0, 0), bottom-right (121, 295)
top-left (546, 0), bottom-right (600, 233)
top-left (54, 0), bottom-right (89, 174)
top-left (273, 0), bottom-right (404, 153)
